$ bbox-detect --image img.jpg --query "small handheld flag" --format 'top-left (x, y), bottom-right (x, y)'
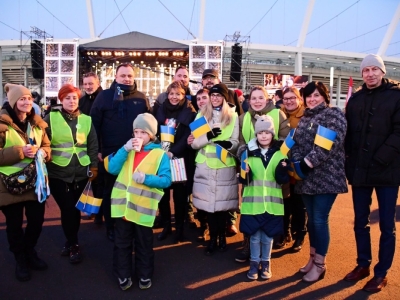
top-left (216, 144), bottom-right (228, 165)
top-left (240, 150), bottom-right (248, 179)
top-left (280, 129), bottom-right (296, 155)
top-left (189, 116), bottom-right (212, 138)
top-left (314, 125), bottom-right (337, 150)
top-left (160, 126), bottom-right (175, 143)
top-left (26, 123), bottom-right (35, 145)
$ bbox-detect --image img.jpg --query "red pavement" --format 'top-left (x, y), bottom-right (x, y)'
top-left (0, 188), bottom-right (399, 300)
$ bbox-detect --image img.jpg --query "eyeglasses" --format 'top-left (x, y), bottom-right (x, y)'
top-left (210, 93), bottom-right (223, 99)
top-left (283, 96), bottom-right (297, 102)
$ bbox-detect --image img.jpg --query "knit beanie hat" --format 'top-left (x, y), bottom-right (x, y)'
top-left (209, 83), bottom-right (229, 101)
top-left (360, 54), bottom-right (386, 74)
top-left (234, 89), bottom-right (243, 97)
top-left (133, 113), bottom-right (158, 139)
top-left (4, 83), bottom-right (32, 108)
top-left (254, 114), bottom-right (275, 136)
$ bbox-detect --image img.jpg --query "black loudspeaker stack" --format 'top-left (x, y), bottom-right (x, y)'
top-left (230, 43), bottom-right (242, 82)
top-left (31, 40), bottom-right (44, 80)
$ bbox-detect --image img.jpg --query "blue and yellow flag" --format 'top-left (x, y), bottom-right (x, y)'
top-left (240, 150), bottom-right (248, 179)
top-left (280, 129), bottom-right (296, 155)
top-left (314, 125), bottom-right (337, 150)
top-left (26, 122), bottom-right (35, 145)
top-left (160, 125), bottom-right (175, 143)
top-left (216, 144), bottom-right (228, 165)
top-left (189, 116), bottom-right (212, 138)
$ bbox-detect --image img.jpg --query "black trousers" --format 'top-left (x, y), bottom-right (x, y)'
top-left (1, 200), bottom-right (45, 255)
top-left (101, 169), bottom-right (118, 231)
top-left (158, 183), bottom-right (188, 229)
top-left (283, 184), bottom-right (307, 240)
top-left (208, 211), bottom-right (227, 239)
top-left (113, 218), bottom-right (154, 279)
top-left (197, 209), bottom-right (208, 227)
top-left (50, 178), bottom-right (87, 245)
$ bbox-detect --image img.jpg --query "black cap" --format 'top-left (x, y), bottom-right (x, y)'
top-left (202, 69), bottom-right (219, 79)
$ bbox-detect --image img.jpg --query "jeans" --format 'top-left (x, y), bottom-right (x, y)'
top-left (302, 193), bottom-right (337, 256)
top-left (249, 229), bottom-right (273, 263)
top-left (351, 186), bottom-right (398, 278)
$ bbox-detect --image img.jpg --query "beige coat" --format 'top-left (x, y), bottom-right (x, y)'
top-left (191, 109), bottom-right (239, 213)
top-left (0, 109), bottom-right (51, 207)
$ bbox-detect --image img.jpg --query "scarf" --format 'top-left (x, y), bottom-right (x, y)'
top-left (113, 82), bottom-right (137, 118)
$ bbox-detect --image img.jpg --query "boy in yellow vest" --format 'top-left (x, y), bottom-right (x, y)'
top-left (105, 113), bottom-right (171, 291)
top-left (239, 115), bottom-right (289, 280)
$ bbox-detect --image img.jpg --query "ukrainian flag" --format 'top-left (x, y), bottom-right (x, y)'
top-left (189, 116), bottom-right (212, 138)
top-left (160, 126), bottom-right (175, 143)
top-left (280, 129), bottom-right (296, 155)
top-left (216, 144), bottom-right (228, 165)
top-left (240, 150), bottom-right (248, 179)
top-left (314, 125), bottom-right (337, 150)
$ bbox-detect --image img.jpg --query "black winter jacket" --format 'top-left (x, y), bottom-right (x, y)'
top-left (79, 86), bottom-right (103, 115)
top-left (90, 80), bottom-right (150, 157)
top-left (345, 79), bottom-right (400, 186)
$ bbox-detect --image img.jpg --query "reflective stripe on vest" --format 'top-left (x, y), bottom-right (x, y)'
top-left (50, 112), bottom-right (91, 167)
top-left (241, 150), bottom-right (287, 216)
top-left (111, 149), bottom-right (165, 227)
top-left (242, 109), bottom-right (280, 143)
top-left (0, 125), bottom-right (42, 175)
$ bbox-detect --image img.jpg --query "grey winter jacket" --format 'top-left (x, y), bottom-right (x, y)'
top-left (291, 103), bottom-right (348, 195)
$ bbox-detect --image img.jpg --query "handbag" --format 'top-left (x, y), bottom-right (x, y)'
top-left (0, 162), bottom-right (37, 195)
top-left (170, 157), bottom-right (187, 183)
top-left (76, 181), bottom-right (102, 215)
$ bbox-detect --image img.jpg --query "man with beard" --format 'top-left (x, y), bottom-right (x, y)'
top-left (90, 63), bottom-right (150, 241)
top-left (79, 72), bottom-right (103, 115)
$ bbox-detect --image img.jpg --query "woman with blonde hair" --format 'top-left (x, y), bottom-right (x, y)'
top-left (191, 84), bottom-right (239, 255)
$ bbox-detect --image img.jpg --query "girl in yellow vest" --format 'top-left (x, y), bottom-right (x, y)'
top-left (191, 84), bottom-right (239, 256)
top-left (106, 113), bottom-right (171, 291)
top-left (239, 115), bottom-right (289, 280)
top-left (0, 83), bottom-right (51, 282)
top-left (44, 84), bottom-right (98, 265)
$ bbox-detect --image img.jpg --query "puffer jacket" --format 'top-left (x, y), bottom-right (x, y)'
top-left (191, 106), bottom-right (239, 213)
top-left (0, 106), bottom-right (51, 207)
top-left (291, 102), bottom-right (348, 195)
top-left (345, 79), bottom-right (400, 186)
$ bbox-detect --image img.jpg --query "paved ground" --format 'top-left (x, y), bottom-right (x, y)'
top-left (0, 187), bottom-right (399, 300)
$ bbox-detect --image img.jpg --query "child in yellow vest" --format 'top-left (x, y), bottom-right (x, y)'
top-left (105, 113), bottom-right (171, 291)
top-left (239, 115), bottom-right (289, 280)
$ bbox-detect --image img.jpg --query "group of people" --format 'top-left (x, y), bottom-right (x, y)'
top-left (0, 53), bottom-right (399, 294)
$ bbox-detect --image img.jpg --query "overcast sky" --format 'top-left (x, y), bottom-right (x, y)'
top-left (1, 0), bottom-right (399, 57)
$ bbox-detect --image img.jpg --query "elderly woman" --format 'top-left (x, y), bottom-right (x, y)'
top-left (0, 83), bottom-right (51, 281)
top-left (44, 84), bottom-right (98, 264)
top-left (191, 84), bottom-right (239, 255)
top-left (235, 85), bottom-right (290, 263)
top-left (154, 81), bottom-right (196, 243)
top-left (291, 81), bottom-right (347, 282)
top-left (279, 87), bottom-right (307, 252)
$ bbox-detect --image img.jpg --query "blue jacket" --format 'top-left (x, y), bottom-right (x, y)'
top-left (106, 141), bottom-right (171, 189)
top-left (90, 80), bottom-right (150, 157)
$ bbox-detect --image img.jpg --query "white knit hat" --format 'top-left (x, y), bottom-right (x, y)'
top-left (360, 54), bottom-right (386, 74)
top-left (133, 113), bottom-right (158, 139)
top-left (254, 115), bottom-right (275, 136)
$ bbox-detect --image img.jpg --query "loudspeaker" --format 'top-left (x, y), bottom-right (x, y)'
top-left (230, 44), bottom-right (242, 82)
top-left (31, 40), bottom-right (44, 79)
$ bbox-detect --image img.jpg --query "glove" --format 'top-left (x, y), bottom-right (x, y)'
top-left (214, 140), bottom-right (232, 149)
top-left (133, 171), bottom-right (145, 184)
top-left (206, 127), bottom-right (222, 140)
top-left (88, 167), bottom-right (98, 182)
top-left (124, 138), bottom-right (135, 152)
top-left (299, 159), bottom-right (313, 175)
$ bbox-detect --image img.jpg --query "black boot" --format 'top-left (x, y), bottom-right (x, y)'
top-left (26, 249), bottom-right (48, 270)
top-left (218, 234), bottom-right (227, 252)
top-left (204, 237), bottom-right (218, 256)
top-left (173, 226), bottom-right (185, 244)
top-left (15, 253), bottom-right (30, 282)
top-left (157, 222), bottom-right (172, 241)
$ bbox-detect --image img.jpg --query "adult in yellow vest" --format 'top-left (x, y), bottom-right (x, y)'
top-left (236, 85), bottom-right (290, 263)
top-left (276, 87), bottom-right (307, 252)
top-left (106, 113), bottom-right (171, 291)
top-left (0, 83), bottom-right (51, 282)
top-left (191, 84), bottom-right (239, 256)
top-left (44, 84), bottom-right (98, 265)
top-left (239, 115), bottom-right (289, 280)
